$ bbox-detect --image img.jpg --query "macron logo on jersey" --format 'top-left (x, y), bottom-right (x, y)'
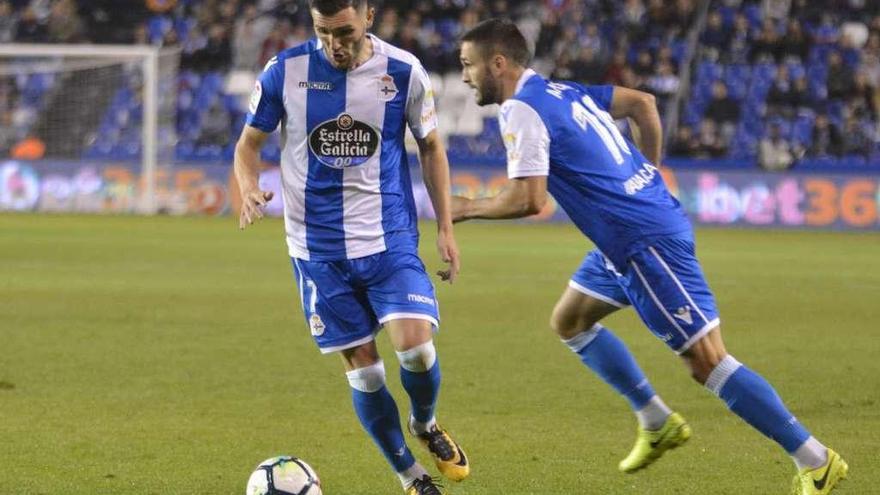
top-left (623, 162), bottom-right (659, 196)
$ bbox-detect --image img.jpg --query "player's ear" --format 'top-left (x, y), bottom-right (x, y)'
top-left (365, 6), bottom-right (375, 29)
top-left (491, 54), bottom-right (506, 75)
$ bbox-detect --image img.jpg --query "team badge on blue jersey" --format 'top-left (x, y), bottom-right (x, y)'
top-left (308, 113), bottom-right (381, 168)
top-left (378, 74), bottom-right (398, 101)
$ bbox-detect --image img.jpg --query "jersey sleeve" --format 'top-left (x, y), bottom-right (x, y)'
top-left (406, 62), bottom-right (437, 139)
top-left (245, 56), bottom-right (285, 133)
top-left (499, 99), bottom-right (550, 179)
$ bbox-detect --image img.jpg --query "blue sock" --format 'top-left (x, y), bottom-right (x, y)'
top-left (400, 360), bottom-right (441, 424)
top-left (706, 356), bottom-right (811, 453)
top-left (352, 386), bottom-right (416, 472)
top-left (564, 325), bottom-right (656, 410)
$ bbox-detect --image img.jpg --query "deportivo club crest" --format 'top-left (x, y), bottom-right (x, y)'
top-left (308, 113), bottom-right (381, 169)
top-left (378, 74), bottom-right (398, 101)
top-left (309, 314), bottom-right (325, 336)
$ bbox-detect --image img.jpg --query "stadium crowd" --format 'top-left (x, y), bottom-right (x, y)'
top-left (1, 0), bottom-right (880, 169)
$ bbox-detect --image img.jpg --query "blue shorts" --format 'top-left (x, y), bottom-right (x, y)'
top-left (291, 250), bottom-right (439, 354)
top-left (570, 237), bottom-right (720, 354)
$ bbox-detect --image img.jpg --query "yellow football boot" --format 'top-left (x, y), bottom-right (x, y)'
top-left (791, 448), bottom-right (848, 495)
top-left (618, 412), bottom-right (692, 473)
top-left (410, 423), bottom-right (469, 482)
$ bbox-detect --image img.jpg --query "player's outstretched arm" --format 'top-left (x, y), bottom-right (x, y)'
top-left (234, 125), bottom-right (274, 230)
top-left (451, 176), bottom-right (547, 222)
top-left (609, 87), bottom-right (663, 166)
top-left (416, 130), bottom-right (460, 283)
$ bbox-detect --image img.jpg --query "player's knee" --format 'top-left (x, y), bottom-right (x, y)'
top-left (682, 352), bottom-right (725, 385)
top-left (345, 360), bottom-right (386, 393)
top-left (396, 340), bottom-right (437, 373)
top-left (550, 304), bottom-right (595, 339)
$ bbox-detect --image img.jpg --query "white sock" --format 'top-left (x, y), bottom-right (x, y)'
top-left (409, 414), bottom-right (437, 436)
top-left (792, 436), bottom-right (828, 470)
top-left (635, 395), bottom-right (672, 430)
top-left (397, 462), bottom-right (429, 489)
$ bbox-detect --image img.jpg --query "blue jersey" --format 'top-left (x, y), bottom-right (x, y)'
top-left (245, 35), bottom-right (438, 261)
top-left (499, 69), bottom-right (691, 269)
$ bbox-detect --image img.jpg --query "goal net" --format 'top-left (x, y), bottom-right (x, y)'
top-left (0, 44), bottom-right (179, 213)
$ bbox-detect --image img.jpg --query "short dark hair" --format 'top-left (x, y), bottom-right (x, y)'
top-left (309, 0), bottom-right (368, 16)
top-left (460, 18), bottom-right (531, 67)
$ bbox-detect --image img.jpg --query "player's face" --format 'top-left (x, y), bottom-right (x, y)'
top-left (460, 41), bottom-right (500, 106)
top-left (312, 6), bottom-right (374, 70)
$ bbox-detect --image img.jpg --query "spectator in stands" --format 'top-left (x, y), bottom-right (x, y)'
top-left (633, 49), bottom-right (654, 78)
top-left (726, 13), bottom-right (752, 64)
top-left (766, 65), bottom-right (794, 117)
top-left (571, 46), bottom-right (605, 84)
top-left (759, 122), bottom-right (796, 171)
top-left (259, 22), bottom-right (287, 68)
top-left (750, 19), bottom-right (783, 63)
top-left (668, 124), bottom-right (700, 156)
top-left (196, 23), bottom-right (232, 71)
top-left (700, 11), bottom-right (730, 60)
top-left (580, 22), bottom-right (606, 59)
top-left (790, 76), bottom-right (815, 114)
top-left (668, 0), bottom-right (696, 37)
top-left (534, 9), bottom-right (561, 59)
top-left (696, 118), bottom-right (728, 157)
top-left (15, 7), bottom-right (48, 42)
top-left (620, 0), bottom-right (646, 38)
top-left (47, 0), bottom-right (84, 43)
top-left (762, 0), bottom-right (791, 23)
top-left (780, 19), bottom-right (812, 63)
top-left (199, 100), bottom-right (230, 147)
top-left (848, 71), bottom-right (879, 120)
top-left (234, 4), bottom-right (273, 71)
top-left (841, 116), bottom-right (874, 157)
top-left (827, 51), bottom-right (855, 101)
top-left (603, 50), bottom-right (628, 86)
top-left (376, 8), bottom-right (397, 41)
top-left (704, 80), bottom-right (740, 140)
top-left (0, 1), bottom-right (16, 43)
top-left (807, 114), bottom-right (844, 157)
top-left (648, 61), bottom-right (680, 114)
top-left (813, 12), bottom-right (841, 45)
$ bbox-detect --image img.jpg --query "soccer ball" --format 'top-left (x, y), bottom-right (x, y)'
top-left (246, 456), bottom-right (322, 495)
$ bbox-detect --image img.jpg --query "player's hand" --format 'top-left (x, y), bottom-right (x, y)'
top-left (239, 189), bottom-right (274, 229)
top-left (435, 228), bottom-right (460, 284)
top-left (450, 196), bottom-right (471, 223)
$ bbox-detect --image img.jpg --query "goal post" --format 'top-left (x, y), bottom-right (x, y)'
top-left (0, 43), bottom-right (179, 214)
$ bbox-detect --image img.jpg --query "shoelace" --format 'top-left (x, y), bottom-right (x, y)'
top-left (422, 428), bottom-right (455, 461)
top-left (411, 475), bottom-right (443, 495)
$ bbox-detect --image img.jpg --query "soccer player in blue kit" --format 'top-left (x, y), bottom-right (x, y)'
top-left (234, 1), bottom-right (468, 493)
top-left (452, 19), bottom-right (847, 495)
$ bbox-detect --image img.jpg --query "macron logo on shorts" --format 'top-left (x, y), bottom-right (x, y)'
top-left (407, 294), bottom-right (435, 306)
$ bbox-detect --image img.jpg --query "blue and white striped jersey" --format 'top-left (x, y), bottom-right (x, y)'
top-left (246, 35), bottom-right (437, 261)
top-left (500, 69), bottom-right (692, 269)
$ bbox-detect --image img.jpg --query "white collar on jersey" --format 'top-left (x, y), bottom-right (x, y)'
top-left (514, 68), bottom-right (539, 95)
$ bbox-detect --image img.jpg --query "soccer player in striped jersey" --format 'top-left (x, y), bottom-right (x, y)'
top-left (234, 1), bottom-right (467, 493)
top-left (452, 19), bottom-right (847, 495)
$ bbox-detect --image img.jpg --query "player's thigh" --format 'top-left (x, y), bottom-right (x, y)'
top-left (621, 237), bottom-right (720, 355)
top-left (361, 250), bottom-right (440, 333)
top-left (553, 250), bottom-right (629, 335)
top-left (551, 287), bottom-right (622, 339)
top-left (291, 258), bottom-right (378, 355)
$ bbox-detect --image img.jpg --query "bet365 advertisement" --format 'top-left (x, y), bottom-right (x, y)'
top-left (2, 159), bottom-right (879, 231)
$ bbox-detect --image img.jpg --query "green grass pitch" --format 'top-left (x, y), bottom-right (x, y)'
top-left (1, 213), bottom-right (878, 494)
